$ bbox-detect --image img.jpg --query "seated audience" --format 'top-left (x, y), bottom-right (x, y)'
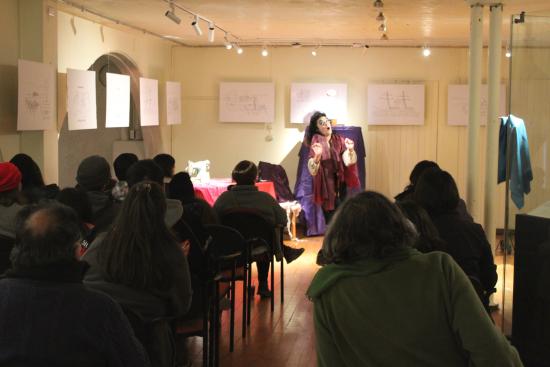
top-left (10, 153), bottom-right (59, 203)
top-left (56, 187), bottom-right (94, 256)
top-left (414, 168), bottom-right (498, 305)
top-left (0, 202), bottom-right (149, 367)
top-left (307, 191), bottom-right (522, 367)
top-left (0, 162), bottom-right (24, 239)
top-left (395, 160), bottom-right (472, 222)
top-left (214, 160), bottom-right (304, 297)
top-left (112, 153), bottom-right (138, 202)
top-left (396, 200), bottom-right (446, 253)
top-left (153, 153), bottom-right (176, 193)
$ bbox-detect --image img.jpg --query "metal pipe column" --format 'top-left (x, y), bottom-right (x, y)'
top-left (484, 4), bottom-right (503, 250)
top-left (466, 3), bottom-right (484, 219)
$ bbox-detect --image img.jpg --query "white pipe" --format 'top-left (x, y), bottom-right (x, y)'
top-left (484, 4), bottom-right (503, 251)
top-left (466, 3), bottom-right (484, 220)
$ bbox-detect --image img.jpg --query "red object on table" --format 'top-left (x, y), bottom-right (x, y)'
top-left (193, 178), bottom-right (276, 206)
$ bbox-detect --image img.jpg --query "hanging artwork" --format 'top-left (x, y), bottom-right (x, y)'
top-left (105, 72), bottom-right (130, 128)
top-left (67, 68), bottom-right (97, 130)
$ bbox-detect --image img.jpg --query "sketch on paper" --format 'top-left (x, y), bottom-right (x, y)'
top-left (166, 81), bottom-right (182, 125)
top-left (290, 83), bottom-right (348, 124)
top-left (17, 59), bottom-right (56, 131)
top-left (106, 72), bottom-right (130, 128)
top-left (447, 84), bottom-right (506, 126)
top-left (67, 69), bottom-right (97, 130)
top-left (140, 77), bottom-right (159, 126)
top-left (367, 84), bottom-right (425, 125)
top-left (219, 82), bottom-right (275, 123)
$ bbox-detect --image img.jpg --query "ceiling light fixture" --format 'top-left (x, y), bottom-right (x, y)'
top-left (191, 15), bottom-right (202, 36)
top-left (378, 23), bottom-right (387, 32)
top-left (165, 3), bottom-right (181, 24)
top-left (505, 48), bottom-right (511, 58)
top-left (261, 46), bottom-right (269, 57)
top-left (380, 33), bottom-right (389, 40)
top-left (208, 21), bottom-right (215, 42)
top-left (373, 0), bottom-right (384, 9)
top-left (311, 46), bottom-right (319, 56)
top-left (376, 12), bottom-right (385, 22)
top-left (237, 46), bottom-right (244, 54)
top-left (422, 46), bottom-right (431, 57)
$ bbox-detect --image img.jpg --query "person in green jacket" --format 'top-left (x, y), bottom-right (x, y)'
top-left (306, 191), bottom-right (522, 367)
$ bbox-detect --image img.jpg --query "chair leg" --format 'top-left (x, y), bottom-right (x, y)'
top-left (270, 254), bottom-right (275, 312)
top-left (247, 259), bottom-right (252, 326)
top-left (203, 284), bottom-right (210, 367)
top-left (281, 256), bottom-right (284, 304)
top-left (242, 261), bottom-right (247, 338)
top-left (208, 282), bottom-right (216, 367)
top-left (215, 281), bottom-right (220, 367)
top-left (229, 265), bottom-right (236, 352)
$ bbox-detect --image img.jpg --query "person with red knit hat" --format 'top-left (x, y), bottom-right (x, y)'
top-left (0, 162), bottom-right (24, 239)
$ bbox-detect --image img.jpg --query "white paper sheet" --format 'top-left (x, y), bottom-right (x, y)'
top-left (17, 59), bottom-right (56, 131)
top-left (105, 72), bottom-right (130, 128)
top-left (166, 81), bottom-right (182, 125)
top-left (219, 82), bottom-right (275, 123)
top-left (139, 77), bottom-right (159, 126)
top-left (67, 68), bottom-right (97, 131)
top-left (367, 84), bottom-right (425, 125)
top-left (290, 83), bottom-right (348, 124)
top-left (447, 84), bottom-right (506, 126)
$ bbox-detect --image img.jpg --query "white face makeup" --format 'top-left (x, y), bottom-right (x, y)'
top-left (316, 116), bottom-right (332, 137)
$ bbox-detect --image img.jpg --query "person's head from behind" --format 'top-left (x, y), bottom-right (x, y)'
top-left (396, 200), bottom-right (444, 253)
top-left (113, 153), bottom-right (138, 182)
top-left (409, 160), bottom-right (440, 187)
top-left (0, 162), bottom-right (22, 206)
top-left (322, 191), bottom-right (416, 264)
top-left (76, 155), bottom-right (111, 192)
top-left (56, 188), bottom-right (93, 225)
top-left (126, 159), bottom-right (164, 188)
top-left (414, 168), bottom-right (459, 216)
top-left (232, 160), bottom-right (257, 186)
top-left (307, 111), bottom-right (331, 144)
top-left (10, 153), bottom-right (45, 189)
top-left (11, 203), bottom-right (81, 271)
top-left (168, 172), bottom-right (195, 203)
top-left (153, 154), bottom-right (176, 179)
top-left (100, 181), bottom-right (176, 290)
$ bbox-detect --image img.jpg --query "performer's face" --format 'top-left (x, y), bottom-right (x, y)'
top-left (316, 116), bottom-right (332, 137)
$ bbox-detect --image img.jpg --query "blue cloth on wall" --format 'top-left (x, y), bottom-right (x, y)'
top-left (498, 114), bottom-right (533, 209)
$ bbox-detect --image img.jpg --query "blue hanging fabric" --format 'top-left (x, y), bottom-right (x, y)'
top-left (498, 114), bottom-right (533, 209)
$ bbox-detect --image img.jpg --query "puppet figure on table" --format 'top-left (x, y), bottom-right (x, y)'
top-left (306, 111), bottom-right (360, 223)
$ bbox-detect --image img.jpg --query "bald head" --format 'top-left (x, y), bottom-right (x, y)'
top-left (11, 203), bottom-right (81, 269)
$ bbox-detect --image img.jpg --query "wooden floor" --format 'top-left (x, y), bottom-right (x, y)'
top-left (187, 236), bottom-right (323, 367)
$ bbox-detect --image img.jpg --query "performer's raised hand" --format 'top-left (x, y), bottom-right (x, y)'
top-left (312, 142), bottom-right (323, 160)
top-left (344, 138), bottom-right (355, 151)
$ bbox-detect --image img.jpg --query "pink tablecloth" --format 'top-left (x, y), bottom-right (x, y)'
top-left (194, 179), bottom-right (276, 206)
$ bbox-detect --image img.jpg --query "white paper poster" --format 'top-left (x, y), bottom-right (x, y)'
top-left (166, 81), bottom-right (182, 125)
top-left (139, 77), bottom-right (159, 126)
top-left (17, 59), bottom-right (56, 131)
top-left (447, 84), bottom-right (507, 126)
top-left (67, 69), bottom-right (97, 131)
top-left (106, 72), bottom-right (130, 128)
top-left (219, 82), bottom-right (275, 123)
top-left (367, 84), bottom-right (425, 125)
top-left (290, 83), bottom-right (348, 124)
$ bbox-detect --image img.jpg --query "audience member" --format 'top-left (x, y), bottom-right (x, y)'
top-left (214, 160), bottom-right (304, 297)
top-left (396, 200), bottom-right (446, 253)
top-left (56, 187), bottom-right (94, 256)
top-left (414, 168), bottom-right (498, 306)
top-left (153, 153), bottom-right (176, 192)
top-left (10, 153), bottom-right (59, 203)
top-left (0, 162), bottom-right (23, 239)
top-left (0, 202), bottom-right (149, 367)
top-left (307, 191), bottom-right (522, 367)
top-left (112, 153), bottom-right (138, 202)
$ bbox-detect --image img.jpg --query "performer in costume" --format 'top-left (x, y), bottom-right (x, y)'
top-left (306, 111), bottom-right (360, 222)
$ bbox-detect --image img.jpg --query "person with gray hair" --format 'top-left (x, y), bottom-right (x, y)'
top-left (0, 202), bottom-right (149, 367)
top-left (307, 191), bottom-right (522, 367)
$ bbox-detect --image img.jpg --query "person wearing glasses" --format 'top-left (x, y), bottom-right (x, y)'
top-left (306, 111), bottom-right (360, 223)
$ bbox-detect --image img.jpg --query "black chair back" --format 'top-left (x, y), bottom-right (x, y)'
top-left (204, 224), bottom-right (247, 263)
top-left (219, 209), bottom-right (274, 249)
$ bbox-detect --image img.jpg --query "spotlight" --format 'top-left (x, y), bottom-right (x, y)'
top-left (237, 46), bottom-right (243, 54)
top-left (373, 0), bottom-right (384, 8)
top-left (191, 15), bottom-right (202, 36)
top-left (208, 22), bottom-right (215, 42)
top-left (378, 23), bottom-right (387, 32)
top-left (376, 12), bottom-right (385, 22)
top-left (261, 47), bottom-right (269, 57)
top-left (311, 48), bottom-right (318, 56)
top-left (165, 3), bottom-right (181, 24)
top-left (422, 47), bottom-right (431, 57)
top-left (505, 49), bottom-right (511, 58)
top-left (380, 33), bottom-right (388, 40)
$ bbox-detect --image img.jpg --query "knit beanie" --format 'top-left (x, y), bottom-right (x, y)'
top-left (76, 155), bottom-right (111, 191)
top-left (0, 162), bottom-right (22, 192)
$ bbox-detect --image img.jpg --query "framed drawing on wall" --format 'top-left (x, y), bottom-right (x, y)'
top-left (367, 83), bottom-right (425, 125)
top-left (219, 82), bottom-right (275, 123)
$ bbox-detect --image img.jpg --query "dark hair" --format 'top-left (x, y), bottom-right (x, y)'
top-left (11, 203), bottom-right (80, 269)
top-left (153, 154), bottom-right (176, 179)
top-left (10, 153), bottom-right (45, 189)
top-left (396, 200), bottom-right (446, 253)
top-left (322, 191), bottom-right (416, 264)
top-left (231, 160), bottom-right (257, 186)
top-left (56, 188), bottom-right (93, 224)
top-left (99, 181), bottom-right (183, 291)
top-left (113, 153), bottom-right (138, 181)
top-left (414, 168), bottom-right (460, 216)
top-left (409, 160), bottom-right (440, 186)
top-left (306, 111), bottom-right (326, 145)
top-left (168, 172), bottom-right (195, 203)
top-left (126, 159), bottom-right (164, 187)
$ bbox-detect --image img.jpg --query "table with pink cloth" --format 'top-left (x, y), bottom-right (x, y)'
top-left (193, 178), bottom-right (276, 206)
